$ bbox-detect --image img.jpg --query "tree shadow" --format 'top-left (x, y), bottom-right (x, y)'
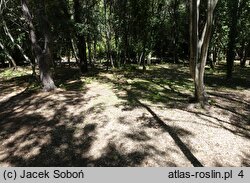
top-left (205, 65), bottom-right (250, 90)
top-left (131, 95), bottom-right (203, 167)
top-left (87, 143), bottom-right (148, 167)
top-left (0, 80), bottom-right (148, 167)
top-left (241, 152), bottom-right (250, 167)
top-left (54, 67), bottom-right (86, 91)
top-left (95, 72), bottom-right (203, 166)
top-left (1, 64), bottom-right (249, 167)
top-left (94, 65), bottom-right (249, 166)
top-left (96, 66), bottom-right (193, 109)
top-left (205, 91), bottom-right (250, 137)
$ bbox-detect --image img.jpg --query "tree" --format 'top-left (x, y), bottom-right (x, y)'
top-left (1, 0), bottom-right (30, 69)
top-left (236, 0), bottom-right (250, 68)
top-left (226, 0), bottom-right (248, 78)
top-left (0, 41), bottom-right (17, 69)
top-left (189, 0), bottom-right (218, 105)
top-left (21, 0), bottom-right (56, 91)
top-left (2, 19), bottom-right (35, 73)
top-left (169, 0), bottom-right (181, 64)
top-left (226, 0), bottom-right (239, 79)
top-left (73, 0), bottom-right (88, 73)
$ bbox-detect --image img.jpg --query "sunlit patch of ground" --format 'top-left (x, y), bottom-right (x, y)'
top-left (0, 63), bottom-right (249, 167)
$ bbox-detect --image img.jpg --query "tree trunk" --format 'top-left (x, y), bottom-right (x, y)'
top-left (189, 0), bottom-right (218, 105)
top-left (73, 0), bottom-right (88, 73)
top-left (139, 47), bottom-right (146, 72)
top-left (93, 38), bottom-right (97, 63)
top-left (189, 0), bottom-right (198, 80)
top-left (104, 0), bottom-right (114, 69)
top-left (173, 0), bottom-right (180, 64)
top-left (240, 42), bottom-right (247, 67)
top-left (71, 38), bottom-right (79, 63)
top-left (67, 49), bottom-right (71, 68)
top-left (208, 52), bottom-right (215, 70)
top-left (226, 0), bottom-right (239, 79)
top-left (0, 42), bottom-right (17, 69)
top-left (87, 34), bottom-right (92, 66)
top-left (21, 0), bottom-right (56, 91)
top-left (2, 19), bottom-right (35, 74)
top-left (77, 35), bottom-right (88, 73)
top-left (213, 46), bottom-right (217, 65)
top-left (189, 0), bottom-right (199, 99)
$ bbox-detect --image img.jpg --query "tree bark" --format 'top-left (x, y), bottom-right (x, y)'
top-left (77, 34), bottom-right (88, 72)
top-left (172, 0), bottom-right (180, 64)
top-left (189, 0), bottom-right (218, 105)
top-left (2, 20), bottom-right (35, 70)
top-left (0, 42), bottom-right (17, 69)
top-left (73, 0), bottom-right (88, 73)
top-left (240, 41), bottom-right (247, 67)
top-left (226, 0), bottom-right (240, 79)
top-left (71, 38), bottom-right (79, 63)
top-left (21, 0), bottom-right (56, 91)
top-left (104, 0), bottom-right (114, 69)
top-left (87, 34), bottom-right (93, 66)
top-left (227, 0), bottom-right (248, 71)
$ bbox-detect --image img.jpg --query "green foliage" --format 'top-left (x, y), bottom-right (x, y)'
top-left (0, 0), bottom-right (249, 78)
top-left (0, 68), bottom-right (30, 80)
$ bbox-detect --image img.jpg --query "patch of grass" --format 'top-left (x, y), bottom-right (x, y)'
top-left (0, 67), bottom-right (30, 80)
top-left (95, 64), bottom-right (195, 106)
top-left (58, 80), bottom-right (85, 91)
top-left (27, 81), bottom-right (42, 91)
top-left (82, 77), bottom-right (95, 84)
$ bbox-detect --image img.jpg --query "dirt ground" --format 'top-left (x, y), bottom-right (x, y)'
top-left (0, 64), bottom-right (249, 167)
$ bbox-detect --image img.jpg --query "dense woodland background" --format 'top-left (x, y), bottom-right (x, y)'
top-left (0, 0), bottom-right (249, 167)
top-left (1, 0), bottom-right (249, 77)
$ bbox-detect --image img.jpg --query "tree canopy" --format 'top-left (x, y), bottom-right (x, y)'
top-left (0, 0), bottom-right (249, 99)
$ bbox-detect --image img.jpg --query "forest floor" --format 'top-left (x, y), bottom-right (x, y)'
top-left (0, 63), bottom-right (249, 167)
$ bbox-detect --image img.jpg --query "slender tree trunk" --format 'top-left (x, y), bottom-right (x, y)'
top-left (67, 49), bottom-right (71, 68)
top-left (189, 0), bottom-right (199, 98)
top-left (71, 38), bottom-right (79, 63)
top-left (140, 45), bottom-right (146, 72)
top-left (0, 42), bottom-right (17, 69)
top-left (2, 19), bottom-right (35, 74)
top-left (73, 0), bottom-right (88, 73)
top-left (189, 0), bottom-right (218, 105)
top-left (93, 38), bottom-right (97, 63)
top-left (77, 34), bottom-right (88, 72)
top-left (244, 43), bottom-right (249, 66)
top-left (104, 0), bottom-right (114, 69)
top-left (240, 41), bottom-right (247, 67)
top-left (226, 0), bottom-right (239, 79)
top-left (173, 0), bottom-right (180, 64)
top-left (213, 46), bottom-right (217, 65)
top-left (21, 0), bottom-right (56, 91)
top-left (87, 34), bottom-right (92, 66)
top-left (114, 33), bottom-right (120, 68)
top-left (124, 33), bottom-right (129, 64)
top-left (189, 0), bottom-right (197, 80)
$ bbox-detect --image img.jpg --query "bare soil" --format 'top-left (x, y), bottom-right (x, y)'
top-left (0, 64), bottom-right (249, 167)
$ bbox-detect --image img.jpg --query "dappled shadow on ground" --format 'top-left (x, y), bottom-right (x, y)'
top-left (0, 75), bottom-right (34, 101)
top-left (241, 153), bottom-right (250, 167)
top-left (54, 67), bottom-right (85, 91)
top-left (95, 65), bottom-right (249, 139)
top-left (93, 64), bottom-right (249, 166)
top-left (95, 69), bottom-right (205, 166)
top-left (0, 66), bottom-right (198, 167)
top-left (205, 65), bottom-right (250, 90)
top-left (0, 64), bottom-right (249, 167)
top-left (96, 65), bottom-right (194, 108)
top-left (0, 88), bottom-right (149, 166)
top-left (133, 98), bottom-right (203, 167)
